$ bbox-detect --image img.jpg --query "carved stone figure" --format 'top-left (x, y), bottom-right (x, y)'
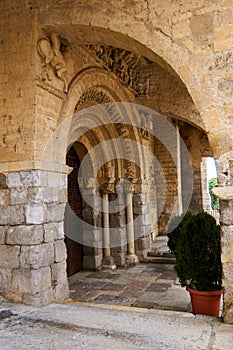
top-left (37, 33), bottom-right (68, 92)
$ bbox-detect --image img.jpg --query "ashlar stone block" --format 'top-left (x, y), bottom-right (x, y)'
top-left (0, 245), bottom-right (20, 268)
top-left (20, 170), bottom-right (48, 187)
top-left (20, 243), bottom-right (54, 269)
top-left (10, 187), bottom-right (27, 205)
top-left (7, 172), bottom-right (21, 187)
top-left (44, 221), bottom-right (64, 242)
top-left (54, 240), bottom-right (67, 262)
top-left (0, 206), bottom-right (25, 225)
top-left (51, 262), bottom-right (69, 300)
top-left (12, 266), bottom-right (51, 293)
top-left (25, 204), bottom-right (45, 224)
top-left (45, 203), bottom-right (66, 222)
top-left (6, 225), bottom-right (44, 245)
top-left (27, 187), bottom-right (60, 204)
top-left (22, 287), bottom-right (53, 307)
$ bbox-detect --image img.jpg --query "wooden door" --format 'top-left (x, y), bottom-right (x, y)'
top-left (64, 147), bottom-right (83, 276)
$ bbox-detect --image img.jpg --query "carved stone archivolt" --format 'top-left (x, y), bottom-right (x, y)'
top-left (37, 33), bottom-right (69, 92)
top-left (75, 88), bottom-right (111, 111)
top-left (85, 45), bottom-right (151, 96)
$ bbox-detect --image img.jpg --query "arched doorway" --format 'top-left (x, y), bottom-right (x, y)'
top-left (64, 146), bottom-right (83, 276)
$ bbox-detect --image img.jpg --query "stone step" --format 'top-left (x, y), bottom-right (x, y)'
top-left (147, 251), bottom-right (175, 258)
top-left (144, 255), bottom-right (176, 264)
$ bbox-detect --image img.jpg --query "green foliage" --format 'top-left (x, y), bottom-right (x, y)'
top-left (174, 212), bottom-right (222, 291)
top-left (209, 177), bottom-right (220, 211)
top-left (167, 212), bottom-right (193, 253)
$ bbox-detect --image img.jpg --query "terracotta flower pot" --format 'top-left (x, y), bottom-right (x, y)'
top-left (186, 286), bottom-right (223, 317)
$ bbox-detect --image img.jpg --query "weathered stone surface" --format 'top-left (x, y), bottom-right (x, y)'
top-left (213, 186), bottom-right (233, 200)
top-left (83, 255), bottom-right (102, 270)
top-left (82, 228), bottom-right (102, 246)
top-left (22, 287), bottom-right (53, 307)
top-left (44, 221), bottom-right (64, 242)
top-left (25, 204), bottom-right (45, 224)
top-left (0, 245), bottom-right (20, 268)
top-left (8, 171), bottom-right (48, 188)
top-left (51, 262), bottom-right (69, 299)
top-left (20, 243), bottom-right (54, 269)
top-left (47, 172), bottom-right (67, 188)
top-left (0, 205), bottom-right (25, 225)
top-left (0, 268), bottom-right (12, 290)
top-left (45, 203), bottom-right (66, 222)
top-left (54, 240), bottom-right (67, 262)
top-left (20, 171), bottom-right (48, 187)
top-left (28, 187), bottom-right (60, 204)
top-left (0, 189), bottom-right (9, 207)
top-left (12, 267), bottom-right (51, 293)
top-left (113, 251), bottom-right (126, 267)
top-left (0, 226), bottom-right (7, 244)
top-left (6, 225), bottom-right (44, 245)
top-left (0, 290), bottom-right (22, 303)
top-left (7, 172), bottom-right (21, 188)
top-left (220, 201), bottom-right (233, 225)
top-left (10, 187), bottom-right (27, 205)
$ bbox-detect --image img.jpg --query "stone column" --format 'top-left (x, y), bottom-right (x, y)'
top-left (100, 181), bottom-right (116, 269)
top-left (103, 192), bottom-right (111, 258)
top-left (176, 122), bottom-right (183, 215)
top-left (124, 182), bottom-right (139, 265)
top-left (212, 159), bottom-right (233, 324)
top-left (0, 161), bottom-right (69, 306)
top-left (133, 179), bottom-right (151, 261)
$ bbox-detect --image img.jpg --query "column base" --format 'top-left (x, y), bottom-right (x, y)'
top-left (126, 254), bottom-right (139, 265)
top-left (102, 256), bottom-right (116, 270)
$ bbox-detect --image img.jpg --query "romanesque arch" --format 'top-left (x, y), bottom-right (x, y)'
top-left (1, 1), bottom-right (233, 323)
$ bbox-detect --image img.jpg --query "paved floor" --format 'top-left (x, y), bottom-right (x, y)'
top-left (69, 263), bottom-right (192, 312)
top-left (68, 237), bottom-right (192, 313)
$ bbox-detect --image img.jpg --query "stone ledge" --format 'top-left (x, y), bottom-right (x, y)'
top-left (0, 161), bottom-right (70, 174)
top-left (212, 186), bottom-right (233, 200)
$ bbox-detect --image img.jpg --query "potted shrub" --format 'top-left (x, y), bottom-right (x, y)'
top-left (167, 211), bottom-right (193, 253)
top-left (172, 211), bottom-right (223, 317)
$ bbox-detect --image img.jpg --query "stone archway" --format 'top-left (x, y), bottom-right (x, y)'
top-left (1, 6), bottom-right (233, 322)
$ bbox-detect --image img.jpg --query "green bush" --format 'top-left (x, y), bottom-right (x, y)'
top-left (167, 212), bottom-right (193, 253)
top-left (174, 212), bottom-right (222, 291)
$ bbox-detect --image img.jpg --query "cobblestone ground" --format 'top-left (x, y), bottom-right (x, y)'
top-left (69, 263), bottom-right (192, 312)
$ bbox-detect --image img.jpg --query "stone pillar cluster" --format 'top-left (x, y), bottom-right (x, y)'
top-left (0, 167), bottom-right (69, 306)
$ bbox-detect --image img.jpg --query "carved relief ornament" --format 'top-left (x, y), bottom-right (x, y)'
top-left (37, 33), bottom-right (68, 92)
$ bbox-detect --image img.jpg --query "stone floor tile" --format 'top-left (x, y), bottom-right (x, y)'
top-left (146, 282), bottom-right (172, 292)
top-left (101, 283), bottom-right (126, 291)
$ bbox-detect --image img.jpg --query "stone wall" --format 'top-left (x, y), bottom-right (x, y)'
top-left (0, 167), bottom-right (69, 305)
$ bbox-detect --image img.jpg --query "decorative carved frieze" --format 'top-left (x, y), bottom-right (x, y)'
top-left (37, 33), bottom-right (69, 92)
top-left (85, 45), bottom-right (151, 96)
